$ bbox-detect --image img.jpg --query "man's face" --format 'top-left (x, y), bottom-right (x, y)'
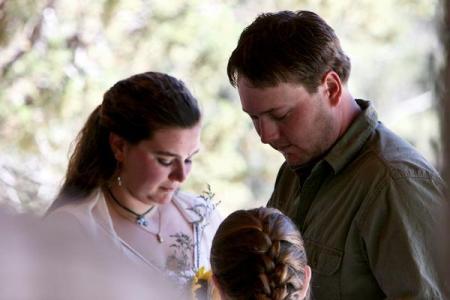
top-left (237, 77), bottom-right (338, 166)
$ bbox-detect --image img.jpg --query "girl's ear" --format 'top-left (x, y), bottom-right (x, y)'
top-left (298, 265), bottom-right (312, 299)
top-left (109, 132), bottom-right (127, 162)
top-left (211, 274), bottom-right (227, 300)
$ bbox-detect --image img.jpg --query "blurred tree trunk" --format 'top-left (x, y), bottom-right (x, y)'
top-left (437, 0), bottom-right (450, 293)
top-left (440, 0), bottom-right (450, 187)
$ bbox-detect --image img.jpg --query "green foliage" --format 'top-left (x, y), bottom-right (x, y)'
top-left (0, 0), bottom-right (440, 215)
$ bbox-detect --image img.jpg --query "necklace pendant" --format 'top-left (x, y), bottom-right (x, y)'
top-left (157, 234), bottom-right (164, 243)
top-left (136, 217), bottom-right (148, 227)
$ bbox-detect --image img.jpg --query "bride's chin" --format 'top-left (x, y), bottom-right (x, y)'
top-left (145, 193), bottom-right (173, 205)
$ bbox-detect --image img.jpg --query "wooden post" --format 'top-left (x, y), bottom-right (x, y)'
top-left (438, 0), bottom-right (450, 187)
top-left (436, 0), bottom-right (450, 294)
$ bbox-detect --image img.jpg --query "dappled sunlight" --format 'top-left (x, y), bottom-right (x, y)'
top-left (0, 0), bottom-right (441, 216)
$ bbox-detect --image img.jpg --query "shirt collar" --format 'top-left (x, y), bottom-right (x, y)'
top-left (171, 190), bottom-right (213, 224)
top-left (324, 99), bottom-right (378, 174)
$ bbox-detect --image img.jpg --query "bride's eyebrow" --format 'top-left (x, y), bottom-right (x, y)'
top-left (154, 150), bottom-right (178, 158)
top-left (187, 149), bottom-right (200, 158)
top-left (154, 149), bottom-right (200, 159)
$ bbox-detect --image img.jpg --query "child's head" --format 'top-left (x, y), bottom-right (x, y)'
top-left (210, 207), bottom-right (311, 300)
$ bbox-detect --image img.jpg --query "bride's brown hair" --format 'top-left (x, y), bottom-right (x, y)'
top-left (48, 72), bottom-right (200, 212)
top-left (211, 207), bottom-right (310, 300)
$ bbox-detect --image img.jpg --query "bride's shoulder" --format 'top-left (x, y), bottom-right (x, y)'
top-left (172, 189), bottom-right (221, 224)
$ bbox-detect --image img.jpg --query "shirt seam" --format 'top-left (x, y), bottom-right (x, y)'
top-left (355, 149), bottom-right (441, 261)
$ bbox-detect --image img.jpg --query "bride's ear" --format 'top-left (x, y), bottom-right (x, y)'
top-left (109, 132), bottom-right (127, 162)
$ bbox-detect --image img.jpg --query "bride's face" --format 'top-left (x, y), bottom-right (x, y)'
top-left (111, 124), bottom-right (201, 205)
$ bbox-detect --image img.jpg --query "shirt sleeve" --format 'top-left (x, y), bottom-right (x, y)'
top-left (358, 174), bottom-right (448, 299)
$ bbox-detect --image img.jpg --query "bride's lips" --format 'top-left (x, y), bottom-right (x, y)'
top-left (160, 186), bottom-right (176, 192)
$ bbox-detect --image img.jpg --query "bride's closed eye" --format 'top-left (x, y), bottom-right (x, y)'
top-left (157, 157), bottom-right (174, 166)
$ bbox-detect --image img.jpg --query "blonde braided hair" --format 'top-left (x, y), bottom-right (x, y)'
top-left (211, 208), bottom-right (309, 300)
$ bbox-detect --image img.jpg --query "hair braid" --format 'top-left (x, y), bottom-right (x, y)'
top-left (211, 208), bottom-right (310, 300)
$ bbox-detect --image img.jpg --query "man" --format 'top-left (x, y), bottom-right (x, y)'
top-left (227, 10), bottom-right (448, 299)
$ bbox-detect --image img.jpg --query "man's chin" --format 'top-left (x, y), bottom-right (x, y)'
top-left (283, 153), bottom-right (306, 166)
top-left (283, 149), bottom-right (319, 165)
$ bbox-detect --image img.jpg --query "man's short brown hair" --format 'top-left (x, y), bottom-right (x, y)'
top-left (227, 10), bottom-right (351, 93)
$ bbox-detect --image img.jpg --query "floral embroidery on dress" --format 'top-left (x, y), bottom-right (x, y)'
top-left (166, 232), bottom-right (195, 283)
top-left (188, 185), bottom-right (220, 229)
top-left (164, 185), bottom-right (220, 298)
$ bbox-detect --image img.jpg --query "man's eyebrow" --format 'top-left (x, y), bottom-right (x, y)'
top-left (242, 107), bottom-right (279, 116)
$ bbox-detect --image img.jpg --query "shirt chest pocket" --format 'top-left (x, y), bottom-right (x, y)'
top-left (305, 240), bottom-right (343, 300)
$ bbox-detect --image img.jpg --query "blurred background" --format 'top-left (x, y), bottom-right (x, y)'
top-left (0, 0), bottom-right (447, 216)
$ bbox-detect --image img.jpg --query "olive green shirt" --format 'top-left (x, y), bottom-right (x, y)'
top-left (268, 100), bottom-right (447, 300)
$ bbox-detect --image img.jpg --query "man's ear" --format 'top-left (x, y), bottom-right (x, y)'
top-left (109, 132), bottom-right (127, 162)
top-left (322, 71), bottom-right (342, 106)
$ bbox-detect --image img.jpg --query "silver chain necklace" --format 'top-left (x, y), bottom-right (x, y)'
top-left (107, 188), bottom-right (164, 243)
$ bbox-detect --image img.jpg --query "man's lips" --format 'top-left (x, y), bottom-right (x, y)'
top-left (272, 144), bottom-right (292, 152)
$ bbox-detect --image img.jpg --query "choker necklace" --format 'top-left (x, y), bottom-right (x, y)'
top-left (107, 188), bottom-right (164, 243)
top-left (107, 188), bottom-right (154, 227)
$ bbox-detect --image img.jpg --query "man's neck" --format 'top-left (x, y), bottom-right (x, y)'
top-left (337, 90), bottom-right (361, 138)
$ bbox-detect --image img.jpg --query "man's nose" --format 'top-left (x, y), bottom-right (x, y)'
top-left (257, 118), bottom-right (279, 144)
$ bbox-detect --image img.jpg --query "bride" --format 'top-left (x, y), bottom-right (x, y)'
top-left (46, 71), bottom-right (221, 293)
